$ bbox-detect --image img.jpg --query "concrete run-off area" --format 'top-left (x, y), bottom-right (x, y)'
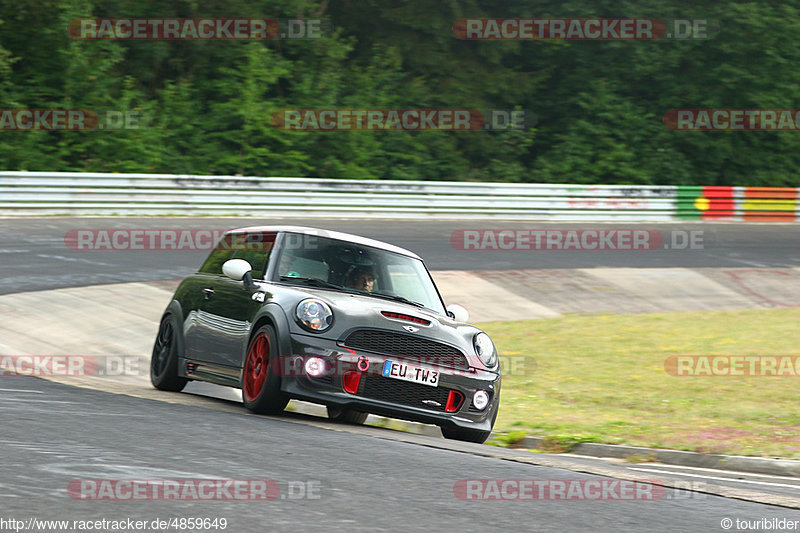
top-left (0, 268), bottom-right (797, 348)
top-left (436, 267), bottom-right (800, 321)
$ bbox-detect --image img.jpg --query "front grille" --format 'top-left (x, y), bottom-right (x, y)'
top-left (358, 376), bottom-right (452, 412)
top-left (342, 329), bottom-right (468, 369)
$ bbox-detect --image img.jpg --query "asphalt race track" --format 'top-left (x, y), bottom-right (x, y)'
top-left (0, 217), bottom-right (798, 294)
top-left (3, 378), bottom-right (799, 532)
top-left (2, 217), bottom-right (799, 531)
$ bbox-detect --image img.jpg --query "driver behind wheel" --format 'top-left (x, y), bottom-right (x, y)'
top-left (346, 266), bottom-right (376, 292)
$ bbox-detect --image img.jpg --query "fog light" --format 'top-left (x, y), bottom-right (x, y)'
top-left (304, 357), bottom-right (326, 377)
top-left (473, 390), bottom-right (490, 411)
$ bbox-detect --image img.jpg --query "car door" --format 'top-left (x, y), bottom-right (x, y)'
top-left (183, 242), bottom-right (235, 364)
top-left (189, 232), bottom-right (276, 368)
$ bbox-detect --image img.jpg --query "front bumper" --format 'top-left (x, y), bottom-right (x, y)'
top-left (279, 333), bottom-right (501, 431)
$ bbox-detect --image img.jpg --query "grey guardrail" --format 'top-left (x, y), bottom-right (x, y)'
top-left (1, 171), bottom-right (796, 220)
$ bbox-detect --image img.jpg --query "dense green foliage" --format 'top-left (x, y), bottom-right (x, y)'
top-left (1, 0), bottom-right (799, 185)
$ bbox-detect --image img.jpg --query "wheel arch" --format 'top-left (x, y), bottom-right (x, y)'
top-left (247, 303), bottom-right (293, 361)
top-left (162, 300), bottom-right (186, 358)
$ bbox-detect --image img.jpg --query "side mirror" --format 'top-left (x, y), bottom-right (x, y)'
top-left (222, 259), bottom-right (255, 289)
top-left (446, 304), bottom-right (469, 322)
top-left (222, 259), bottom-right (252, 280)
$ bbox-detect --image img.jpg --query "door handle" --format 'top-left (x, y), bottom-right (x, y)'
top-left (203, 288), bottom-right (215, 299)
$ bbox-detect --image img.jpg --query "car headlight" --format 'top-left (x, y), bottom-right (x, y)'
top-left (296, 299), bottom-right (333, 332)
top-left (473, 332), bottom-right (497, 367)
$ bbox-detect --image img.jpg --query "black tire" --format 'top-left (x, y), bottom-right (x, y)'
top-left (441, 426), bottom-right (492, 444)
top-left (242, 325), bottom-right (289, 415)
top-left (150, 314), bottom-right (188, 392)
top-left (326, 405), bottom-right (368, 425)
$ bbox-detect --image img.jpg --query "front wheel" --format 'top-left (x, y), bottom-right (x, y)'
top-left (242, 325), bottom-right (288, 415)
top-left (150, 314), bottom-right (188, 392)
top-left (326, 405), bottom-right (368, 425)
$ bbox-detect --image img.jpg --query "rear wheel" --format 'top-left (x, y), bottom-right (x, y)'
top-left (242, 325), bottom-right (288, 415)
top-left (150, 314), bottom-right (188, 392)
top-left (326, 405), bottom-right (368, 425)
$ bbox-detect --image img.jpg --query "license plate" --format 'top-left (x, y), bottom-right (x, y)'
top-left (382, 360), bottom-right (439, 387)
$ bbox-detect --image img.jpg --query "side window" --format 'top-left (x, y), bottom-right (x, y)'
top-left (231, 248), bottom-right (269, 279)
top-left (199, 231), bottom-right (276, 278)
top-left (199, 247), bottom-right (234, 275)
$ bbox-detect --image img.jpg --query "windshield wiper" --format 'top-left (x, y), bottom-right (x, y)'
top-left (369, 292), bottom-right (425, 308)
top-left (279, 276), bottom-right (344, 290)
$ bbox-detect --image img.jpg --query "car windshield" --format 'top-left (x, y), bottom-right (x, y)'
top-left (273, 233), bottom-right (445, 314)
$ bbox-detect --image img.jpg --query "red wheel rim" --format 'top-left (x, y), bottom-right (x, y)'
top-left (244, 333), bottom-right (269, 402)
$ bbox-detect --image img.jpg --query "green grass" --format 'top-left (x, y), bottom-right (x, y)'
top-left (479, 308), bottom-right (800, 459)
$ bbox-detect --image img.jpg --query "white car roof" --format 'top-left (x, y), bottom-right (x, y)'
top-left (227, 225), bottom-right (422, 259)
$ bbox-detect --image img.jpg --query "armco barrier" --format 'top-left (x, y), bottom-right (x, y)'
top-left (676, 186), bottom-right (799, 221)
top-left (0, 171), bottom-right (797, 221)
